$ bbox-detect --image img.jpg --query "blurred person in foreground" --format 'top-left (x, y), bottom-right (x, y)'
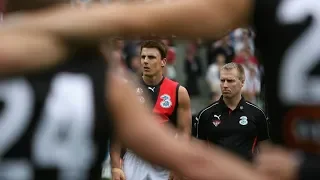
top-left (0, 1), bottom-right (272, 180)
top-left (111, 40), bottom-right (191, 180)
top-left (2, 0), bottom-right (320, 179)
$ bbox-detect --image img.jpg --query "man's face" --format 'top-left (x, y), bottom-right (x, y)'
top-left (141, 48), bottom-right (165, 77)
top-left (220, 69), bottom-right (244, 98)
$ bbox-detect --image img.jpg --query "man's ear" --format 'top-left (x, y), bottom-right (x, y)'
top-left (161, 58), bottom-right (167, 67)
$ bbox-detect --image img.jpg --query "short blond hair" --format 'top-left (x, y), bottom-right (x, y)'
top-left (221, 63), bottom-right (245, 81)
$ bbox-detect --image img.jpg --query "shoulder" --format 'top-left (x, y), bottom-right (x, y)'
top-left (162, 78), bottom-right (179, 92)
top-left (196, 101), bottom-right (220, 120)
top-left (164, 77), bottom-right (179, 86)
top-left (178, 85), bottom-right (188, 96)
top-left (177, 85), bottom-right (190, 106)
top-left (244, 101), bottom-right (267, 119)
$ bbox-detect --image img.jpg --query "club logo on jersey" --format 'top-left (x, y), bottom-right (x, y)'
top-left (160, 94), bottom-right (172, 108)
top-left (212, 114), bottom-right (221, 127)
top-left (212, 120), bottom-right (221, 127)
top-left (239, 116), bottom-right (248, 126)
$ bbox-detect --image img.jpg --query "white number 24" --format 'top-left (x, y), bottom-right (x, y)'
top-left (0, 73), bottom-right (95, 180)
top-left (278, 0), bottom-right (320, 104)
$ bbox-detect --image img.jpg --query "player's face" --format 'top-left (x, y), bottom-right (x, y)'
top-left (220, 69), bottom-right (244, 98)
top-left (141, 48), bottom-right (165, 77)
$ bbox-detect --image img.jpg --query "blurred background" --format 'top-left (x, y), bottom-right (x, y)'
top-left (0, 0), bottom-right (266, 179)
top-left (104, 30), bottom-right (265, 115)
top-left (0, 0), bottom-right (266, 114)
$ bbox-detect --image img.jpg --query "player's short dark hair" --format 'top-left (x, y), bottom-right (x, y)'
top-left (5, 0), bottom-right (69, 13)
top-left (140, 40), bottom-right (167, 59)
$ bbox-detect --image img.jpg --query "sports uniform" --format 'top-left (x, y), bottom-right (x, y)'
top-left (0, 47), bottom-right (110, 180)
top-left (253, 0), bottom-right (320, 178)
top-left (124, 77), bottom-right (179, 180)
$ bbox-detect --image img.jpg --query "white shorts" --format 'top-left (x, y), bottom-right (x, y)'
top-left (123, 150), bottom-right (170, 180)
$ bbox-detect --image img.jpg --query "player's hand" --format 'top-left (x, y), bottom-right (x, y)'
top-left (254, 143), bottom-right (300, 180)
top-left (112, 168), bottom-right (126, 180)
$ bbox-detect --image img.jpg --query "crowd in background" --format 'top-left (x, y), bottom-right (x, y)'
top-left (206, 28), bottom-right (263, 104)
top-left (105, 28), bottom-right (265, 111)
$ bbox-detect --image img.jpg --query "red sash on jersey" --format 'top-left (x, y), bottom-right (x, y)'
top-left (153, 78), bottom-right (178, 124)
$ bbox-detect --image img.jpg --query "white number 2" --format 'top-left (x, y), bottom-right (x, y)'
top-left (278, 0), bottom-right (320, 104)
top-left (0, 73), bottom-right (95, 180)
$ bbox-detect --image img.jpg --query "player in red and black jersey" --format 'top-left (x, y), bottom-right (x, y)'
top-left (110, 40), bottom-right (192, 180)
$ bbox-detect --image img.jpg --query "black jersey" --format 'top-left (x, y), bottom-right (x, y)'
top-left (253, 0), bottom-right (320, 152)
top-left (0, 47), bottom-right (110, 180)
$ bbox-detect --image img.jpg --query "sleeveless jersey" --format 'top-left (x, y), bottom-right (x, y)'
top-left (0, 47), bottom-right (110, 180)
top-left (253, 0), bottom-right (320, 152)
top-left (137, 77), bottom-right (179, 126)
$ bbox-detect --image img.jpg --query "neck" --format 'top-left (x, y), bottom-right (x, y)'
top-left (142, 74), bottom-right (163, 86)
top-left (223, 94), bottom-right (242, 110)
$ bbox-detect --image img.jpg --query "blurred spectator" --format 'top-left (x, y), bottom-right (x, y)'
top-left (129, 55), bottom-right (142, 77)
top-left (242, 64), bottom-right (261, 103)
top-left (233, 28), bottom-right (255, 55)
top-left (100, 38), bottom-right (127, 75)
top-left (233, 43), bottom-right (259, 67)
top-left (184, 44), bottom-right (202, 97)
top-left (206, 54), bottom-right (226, 102)
top-left (233, 43), bottom-right (260, 103)
top-left (113, 39), bottom-right (126, 59)
top-left (124, 40), bottom-right (141, 67)
top-left (162, 39), bottom-right (177, 80)
top-left (207, 35), bottom-right (234, 65)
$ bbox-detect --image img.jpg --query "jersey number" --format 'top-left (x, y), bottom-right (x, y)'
top-left (0, 73), bottom-right (95, 180)
top-left (278, 0), bottom-right (320, 152)
top-left (278, 0), bottom-right (320, 104)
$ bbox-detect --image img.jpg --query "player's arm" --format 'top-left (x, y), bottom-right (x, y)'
top-left (169, 86), bottom-right (192, 180)
top-left (110, 135), bottom-right (125, 180)
top-left (6, 0), bottom-right (254, 40)
top-left (107, 73), bottom-right (269, 180)
top-left (176, 86), bottom-right (192, 139)
top-left (110, 136), bottom-right (122, 169)
top-left (0, 30), bottom-right (68, 76)
top-left (256, 145), bottom-right (320, 180)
